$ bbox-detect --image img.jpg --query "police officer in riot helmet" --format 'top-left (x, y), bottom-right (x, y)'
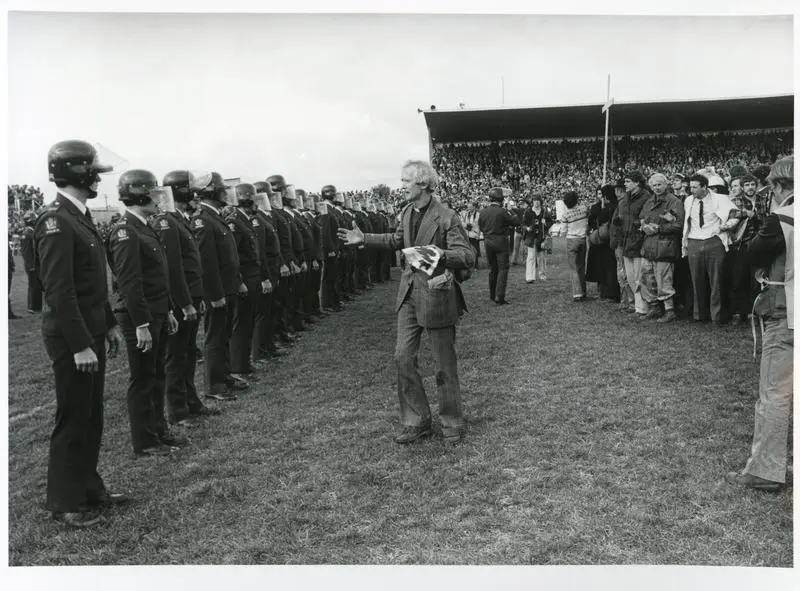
top-left (227, 183), bottom-right (264, 380)
top-left (319, 184), bottom-right (343, 312)
top-left (106, 169), bottom-right (181, 458)
top-left (267, 174), bottom-right (306, 333)
top-left (192, 172), bottom-right (247, 399)
top-left (36, 139), bottom-right (126, 528)
top-left (160, 171), bottom-right (219, 422)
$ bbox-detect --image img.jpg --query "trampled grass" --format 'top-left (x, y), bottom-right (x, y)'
top-left (6, 242), bottom-right (793, 565)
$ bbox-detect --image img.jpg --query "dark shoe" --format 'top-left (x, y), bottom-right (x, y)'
top-left (232, 372), bottom-right (259, 383)
top-left (135, 444), bottom-right (178, 458)
top-left (495, 299), bottom-right (511, 305)
top-left (725, 472), bottom-right (782, 492)
top-left (572, 296), bottom-right (586, 303)
top-left (305, 316), bottom-right (317, 325)
top-left (27, 308), bottom-right (38, 314)
top-left (394, 425), bottom-right (432, 444)
top-left (205, 391), bottom-right (238, 401)
top-left (9, 312), bottom-right (19, 319)
top-left (642, 308), bottom-right (662, 320)
top-left (225, 375), bottom-right (249, 390)
top-left (159, 431), bottom-right (188, 447)
top-left (442, 427), bottom-right (463, 445)
top-left (657, 310), bottom-right (677, 323)
top-left (89, 491), bottom-right (132, 508)
top-left (190, 405), bottom-right (222, 417)
top-left (266, 347), bottom-right (287, 357)
top-left (731, 314), bottom-right (744, 326)
top-left (52, 511), bottom-right (106, 528)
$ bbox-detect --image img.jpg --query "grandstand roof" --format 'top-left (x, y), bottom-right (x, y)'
top-left (422, 94), bottom-right (794, 144)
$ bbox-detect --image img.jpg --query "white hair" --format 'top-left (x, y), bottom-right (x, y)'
top-left (401, 160), bottom-right (439, 192)
top-left (648, 173), bottom-right (668, 185)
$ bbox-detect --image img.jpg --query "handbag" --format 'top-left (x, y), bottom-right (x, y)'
top-left (589, 222), bottom-right (610, 247)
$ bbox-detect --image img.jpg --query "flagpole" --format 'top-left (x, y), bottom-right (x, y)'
top-left (602, 74), bottom-right (611, 186)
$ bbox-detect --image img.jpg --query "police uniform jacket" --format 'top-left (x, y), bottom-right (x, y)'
top-left (169, 211), bottom-right (204, 299)
top-left (226, 208), bottom-right (261, 282)
top-left (278, 208), bottom-right (305, 264)
top-left (34, 195), bottom-right (117, 353)
top-left (318, 207), bottom-right (339, 256)
top-left (106, 211), bottom-right (171, 326)
top-left (193, 202), bottom-right (240, 301)
top-left (149, 212), bottom-right (193, 310)
top-left (271, 208), bottom-right (298, 266)
top-left (291, 208), bottom-right (317, 263)
top-left (303, 210), bottom-right (325, 261)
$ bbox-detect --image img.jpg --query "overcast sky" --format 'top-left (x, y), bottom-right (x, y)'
top-left (6, 11), bottom-right (794, 207)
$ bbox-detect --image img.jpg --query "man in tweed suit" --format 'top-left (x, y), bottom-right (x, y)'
top-left (338, 160), bottom-right (475, 444)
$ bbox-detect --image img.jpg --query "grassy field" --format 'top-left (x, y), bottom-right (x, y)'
top-left (6, 241), bottom-right (793, 566)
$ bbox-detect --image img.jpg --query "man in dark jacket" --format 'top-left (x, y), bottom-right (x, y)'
top-left (612, 170), bottom-right (653, 316)
top-left (638, 173), bottom-right (685, 322)
top-left (478, 187), bottom-right (518, 305)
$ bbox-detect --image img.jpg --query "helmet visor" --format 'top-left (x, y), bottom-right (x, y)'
top-left (150, 186), bottom-right (176, 213)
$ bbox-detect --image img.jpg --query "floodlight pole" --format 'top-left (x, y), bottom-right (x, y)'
top-left (602, 74), bottom-right (614, 186)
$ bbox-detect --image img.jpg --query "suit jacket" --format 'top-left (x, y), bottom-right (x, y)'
top-left (478, 203), bottom-right (517, 250)
top-left (363, 197), bottom-right (474, 328)
top-left (34, 196), bottom-right (116, 353)
top-left (253, 211), bottom-right (283, 283)
top-left (226, 208), bottom-right (261, 282)
top-left (269, 207), bottom-right (297, 266)
top-left (21, 226), bottom-right (36, 271)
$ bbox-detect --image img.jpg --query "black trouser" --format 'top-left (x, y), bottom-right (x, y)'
top-left (322, 255), bottom-right (341, 308)
top-left (287, 273), bottom-right (305, 328)
top-left (44, 333), bottom-right (107, 513)
top-left (273, 278), bottom-right (291, 337)
top-left (356, 248), bottom-right (370, 289)
top-left (204, 300), bottom-right (231, 395)
top-left (727, 243), bottom-right (757, 317)
top-left (306, 265), bottom-right (322, 313)
top-left (117, 311), bottom-right (168, 453)
top-left (26, 269), bottom-right (42, 311)
top-left (165, 297), bottom-right (203, 421)
top-left (341, 249), bottom-right (356, 294)
top-left (382, 250), bottom-right (392, 280)
top-left (230, 276), bottom-right (260, 373)
top-left (371, 251), bottom-right (384, 283)
top-left (673, 256), bottom-right (694, 317)
top-left (253, 290), bottom-right (275, 358)
top-left (485, 239), bottom-right (510, 301)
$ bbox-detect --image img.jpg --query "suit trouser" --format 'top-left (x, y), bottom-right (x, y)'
top-left (743, 317), bottom-right (793, 482)
top-left (165, 297), bottom-right (203, 421)
top-left (204, 301), bottom-right (231, 395)
top-left (567, 237), bottom-right (587, 298)
top-left (288, 273), bottom-right (305, 328)
top-left (727, 244), bottom-right (757, 317)
top-left (485, 240), bottom-right (510, 301)
top-left (117, 311), bottom-right (167, 453)
top-left (623, 256), bottom-right (648, 314)
top-left (395, 293), bottom-right (464, 431)
top-left (686, 236), bottom-right (725, 322)
top-left (673, 256), bottom-right (694, 316)
top-left (322, 255), bottom-right (341, 308)
top-left (253, 291), bottom-right (275, 357)
top-left (342, 250), bottom-right (356, 294)
top-left (372, 251), bottom-right (384, 283)
top-left (43, 333), bottom-right (107, 513)
top-left (26, 269), bottom-right (43, 311)
top-left (639, 260), bottom-right (675, 310)
top-left (231, 276), bottom-right (260, 373)
top-left (382, 250), bottom-right (392, 280)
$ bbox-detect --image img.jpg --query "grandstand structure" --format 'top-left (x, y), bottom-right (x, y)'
top-left (421, 94), bottom-right (793, 152)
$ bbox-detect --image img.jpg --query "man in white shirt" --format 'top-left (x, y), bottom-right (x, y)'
top-left (682, 174), bottom-right (739, 323)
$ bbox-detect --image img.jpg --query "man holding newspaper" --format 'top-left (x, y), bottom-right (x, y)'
top-left (338, 160), bottom-right (475, 445)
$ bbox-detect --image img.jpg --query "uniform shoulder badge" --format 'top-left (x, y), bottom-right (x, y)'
top-left (193, 218), bottom-right (204, 229)
top-left (252, 219), bottom-right (260, 227)
top-left (228, 223), bottom-right (236, 232)
top-left (43, 216), bottom-right (61, 235)
top-left (115, 227), bottom-right (129, 241)
top-left (159, 218), bottom-right (171, 230)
